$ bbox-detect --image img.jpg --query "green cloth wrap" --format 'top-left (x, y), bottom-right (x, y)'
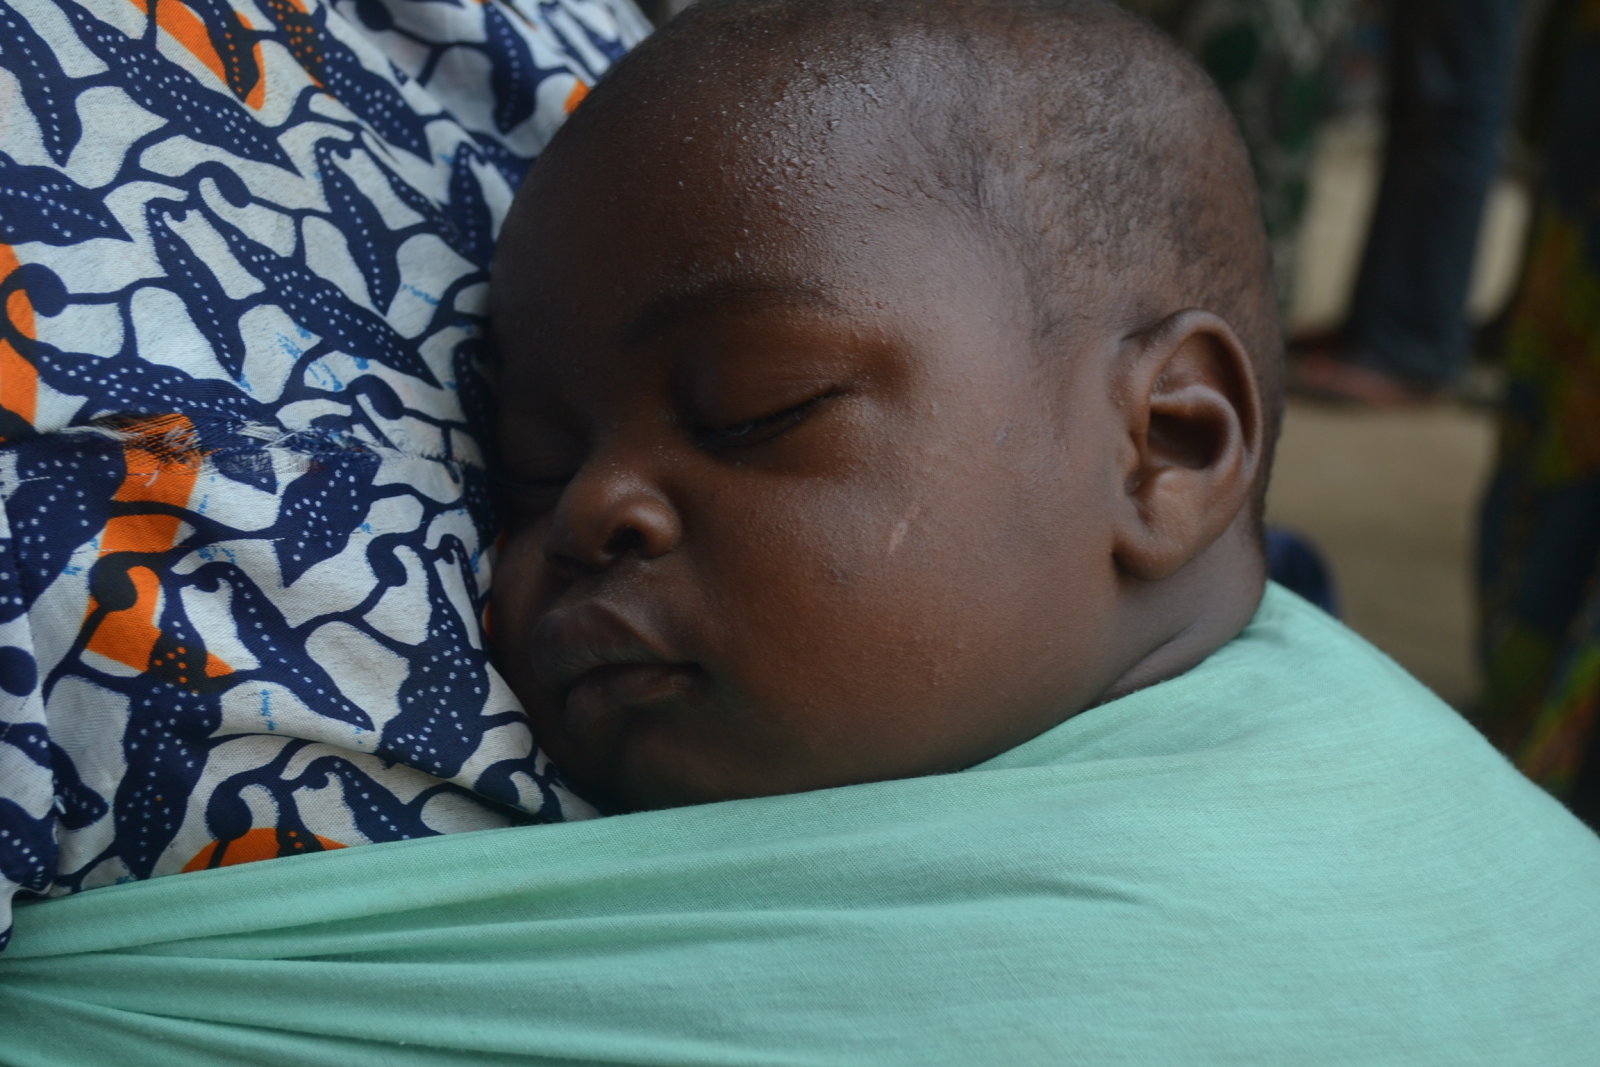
top-left (5, 586), bottom-right (1599, 1064)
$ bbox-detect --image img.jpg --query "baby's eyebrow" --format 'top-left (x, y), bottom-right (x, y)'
top-left (621, 279), bottom-right (847, 348)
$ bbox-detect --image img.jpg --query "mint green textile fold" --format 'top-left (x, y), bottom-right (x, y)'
top-left (6, 585), bottom-right (1600, 1065)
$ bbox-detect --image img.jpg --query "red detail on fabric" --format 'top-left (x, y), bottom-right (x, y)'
top-left (182, 828), bottom-right (348, 872)
top-left (125, 0), bottom-right (269, 109)
top-left (0, 244), bottom-right (37, 436)
top-left (84, 415), bottom-right (231, 677)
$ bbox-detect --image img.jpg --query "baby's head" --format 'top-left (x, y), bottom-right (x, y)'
top-left (489, 0), bottom-right (1282, 811)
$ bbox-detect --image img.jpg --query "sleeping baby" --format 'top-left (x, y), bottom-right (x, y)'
top-left (9, 4), bottom-right (1600, 1062)
top-left (489, 0), bottom-right (1281, 812)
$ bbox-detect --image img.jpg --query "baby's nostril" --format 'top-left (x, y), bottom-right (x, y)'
top-left (603, 526), bottom-right (645, 559)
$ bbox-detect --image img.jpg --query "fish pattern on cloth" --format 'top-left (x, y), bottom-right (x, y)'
top-left (0, 0), bottom-right (651, 950)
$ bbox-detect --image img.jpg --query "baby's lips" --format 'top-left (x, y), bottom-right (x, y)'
top-left (530, 599), bottom-right (686, 700)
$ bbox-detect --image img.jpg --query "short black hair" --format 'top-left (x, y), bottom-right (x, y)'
top-left (554, 0), bottom-right (1284, 504)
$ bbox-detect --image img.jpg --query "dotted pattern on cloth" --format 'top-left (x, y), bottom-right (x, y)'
top-left (0, 0), bottom-right (651, 951)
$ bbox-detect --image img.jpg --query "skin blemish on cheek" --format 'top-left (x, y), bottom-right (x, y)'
top-left (885, 503), bottom-right (922, 557)
top-left (887, 521), bottom-right (909, 556)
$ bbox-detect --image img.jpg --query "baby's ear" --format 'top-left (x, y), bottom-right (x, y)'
top-left (1110, 309), bottom-right (1264, 581)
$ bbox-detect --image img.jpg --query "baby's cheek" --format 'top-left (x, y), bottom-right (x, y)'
top-left (487, 531), bottom-right (546, 655)
top-left (759, 503), bottom-right (925, 617)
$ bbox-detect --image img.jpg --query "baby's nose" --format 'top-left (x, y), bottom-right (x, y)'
top-left (543, 463), bottom-right (681, 576)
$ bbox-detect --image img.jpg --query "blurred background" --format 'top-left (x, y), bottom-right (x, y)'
top-left (636, 0), bottom-right (1600, 822)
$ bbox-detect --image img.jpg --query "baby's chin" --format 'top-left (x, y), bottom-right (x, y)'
top-left (579, 753), bottom-right (794, 815)
top-left (574, 767), bottom-right (748, 816)
top-left (566, 735), bottom-right (873, 815)
top-left (544, 724), bottom-right (722, 815)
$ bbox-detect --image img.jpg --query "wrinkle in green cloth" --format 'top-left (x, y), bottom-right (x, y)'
top-left (5, 586), bottom-right (1600, 1065)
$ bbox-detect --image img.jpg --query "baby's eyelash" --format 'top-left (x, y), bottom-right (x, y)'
top-left (694, 393), bottom-right (832, 451)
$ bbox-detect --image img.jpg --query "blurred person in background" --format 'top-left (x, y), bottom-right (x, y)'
top-left (1477, 0), bottom-right (1600, 827)
top-left (1294, 0), bottom-right (1525, 404)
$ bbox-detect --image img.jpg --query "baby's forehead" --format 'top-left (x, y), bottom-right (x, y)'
top-left (545, 15), bottom-right (1021, 188)
top-left (505, 0), bottom-right (1262, 356)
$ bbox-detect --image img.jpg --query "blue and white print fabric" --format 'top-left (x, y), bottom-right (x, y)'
top-left (0, 0), bottom-right (650, 950)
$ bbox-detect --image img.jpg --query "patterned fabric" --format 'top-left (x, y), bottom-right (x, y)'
top-left (0, 0), bottom-right (650, 949)
top-left (1475, 0), bottom-right (1600, 820)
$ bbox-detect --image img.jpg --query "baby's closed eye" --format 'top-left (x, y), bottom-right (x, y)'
top-left (692, 390), bottom-right (839, 452)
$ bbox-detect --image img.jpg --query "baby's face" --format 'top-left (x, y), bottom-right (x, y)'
top-left (491, 109), bottom-right (1126, 811)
